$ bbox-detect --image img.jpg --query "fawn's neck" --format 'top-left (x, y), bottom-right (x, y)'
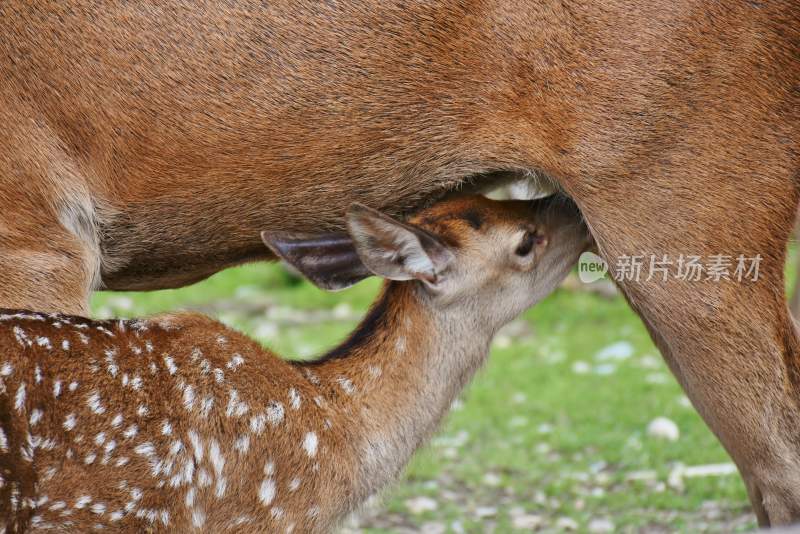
top-left (299, 282), bottom-right (494, 498)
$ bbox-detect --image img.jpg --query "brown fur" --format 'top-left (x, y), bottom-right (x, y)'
top-left (1, 0), bottom-right (799, 526)
top-left (0, 197), bottom-right (587, 533)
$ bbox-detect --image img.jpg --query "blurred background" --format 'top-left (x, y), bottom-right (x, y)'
top-left (89, 222), bottom-right (799, 533)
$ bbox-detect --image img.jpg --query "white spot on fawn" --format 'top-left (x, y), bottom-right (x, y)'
top-left (215, 477), bottom-right (227, 499)
top-left (13, 326), bottom-right (31, 346)
top-left (198, 468), bottom-right (212, 488)
top-left (234, 435), bottom-right (250, 454)
top-left (130, 376), bottom-right (143, 390)
top-left (53, 380), bottom-right (62, 398)
top-left (188, 431), bottom-right (203, 462)
top-left (134, 442), bottom-right (155, 457)
top-left (226, 389), bottom-right (248, 417)
top-left (337, 377), bottom-right (356, 395)
top-left (185, 487), bottom-right (196, 507)
top-left (200, 396), bottom-right (213, 417)
top-left (227, 354), bottom-right (244, 370)
top-left (14, 383), bottom-right (26, 412)
top-left (303, 369), bottom-right (320, 385)
top-left (164, 356), bottom-right (177, 375)
top-left (29, 409), bottom-right (43, 426)
top-left (209, 439), bottom-right (225, 476)
top-left (0, 362), bottom-right (12, 376)
top-left (63, 414), bottom-right (77, 431)
top-left (258, 479), bottom-right (276, 506)
top-left (34, 366), bottom-right (42, 384)
top-left (87, 392), bottom-right (105, 414)
top-left (266, 401), bottom-right (285, 426)
top-left (183, 385), bottom-right (195, 410)
top-left (192, 509), bottom-right (206, 527)
top-left (105, 349), bottom-right (118, 377)
top-left (289, 388), bottom-right (301, 410)
top-left (303, 432), bottom-right (318, 457)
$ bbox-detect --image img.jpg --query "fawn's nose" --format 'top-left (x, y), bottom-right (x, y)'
top-left (524, 196), bottom-right (591, 249)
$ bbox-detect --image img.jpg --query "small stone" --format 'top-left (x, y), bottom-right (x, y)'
top-left (420, 522), bottom-right (446, 534)
top-left (645, 372), bottom-right (670, 384)
top-left (595, 341), bottom-right (634, 361)
top-left (509, 416), bottom-right (528, 428)
top-left (332, 302), bottom-right (353, 319)
top-left (493, 335), bottom-right (512, 349)
top-left (405, 496), bottom-right (439, 515)
top-left (647, 417), bottom-right (680, 441)
top-left (475, 506), bottom-right (497, 519)
top-left (254, 321), bottom-right (278, 339)
top-left (482, 472), bottom-right (502, 487)
top-left (638, 354), bottom-right (662, 368)
top-left (593, 363), bottom-right (616, 375)
top-left (107, 296), bottom-right (134, 311)
top-left (537, 423), bottom-right (553, 434)
top-left (588, 518), bottom-right (615, 533)
top-left (555, 517), bottom-right (579, 531)
top-left (572, 361), bottom-right (591, 374)
top-left (511, 392), bottom-right (527, 404)
top-left (511, 514), bottom-right (543, 530)
top-left (442, 447), bottom-right (458, 459)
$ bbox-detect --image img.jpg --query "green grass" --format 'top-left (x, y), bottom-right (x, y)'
top-left (91, 263), bottom-right (758, 533)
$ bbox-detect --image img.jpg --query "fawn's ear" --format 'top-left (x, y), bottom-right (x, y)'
top-left (261, 232), bottom-right (371, 291)
top-left (346, 203), bottom-right (455, 285)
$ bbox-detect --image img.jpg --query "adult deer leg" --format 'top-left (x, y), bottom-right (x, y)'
top-left (565, 155), bottom-right (800, 526)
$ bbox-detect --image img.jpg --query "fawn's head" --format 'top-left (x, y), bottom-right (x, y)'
top-left (263, 195), bottom-right (590, 326)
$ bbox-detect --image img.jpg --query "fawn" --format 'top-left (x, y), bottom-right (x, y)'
top-left (0, 195), bottom-right (588, 533)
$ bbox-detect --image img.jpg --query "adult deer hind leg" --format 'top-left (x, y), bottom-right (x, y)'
top-left (0, 111), bottom-right (102, 315)
top-left (564, 141), bottom-right (800, 525)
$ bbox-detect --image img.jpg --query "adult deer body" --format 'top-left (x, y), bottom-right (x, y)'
top-left (0, 197), bottom-right (587, 533)
top-left (1, 0), bottom-right (799, 526)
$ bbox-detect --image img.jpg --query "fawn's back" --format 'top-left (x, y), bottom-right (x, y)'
top-left (0, 311), bottom-right (353, 533)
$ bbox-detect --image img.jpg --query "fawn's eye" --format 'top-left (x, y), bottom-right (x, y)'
top-left (515, 231), bottom-right (536, 257)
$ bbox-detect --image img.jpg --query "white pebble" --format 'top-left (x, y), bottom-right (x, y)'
top-left (647, 417), bottom-right (680, 441)
top-left (588, 518), bottom-right (615, 533)
top-left (405, 496), bottom-right (438, 515)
